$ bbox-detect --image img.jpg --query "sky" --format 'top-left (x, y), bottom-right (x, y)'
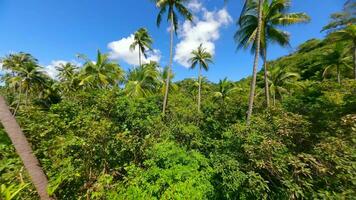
top-left (0, 0), bottom-right (345, 82)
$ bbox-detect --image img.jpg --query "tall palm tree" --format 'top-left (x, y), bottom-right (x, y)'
top-left (236, 0), bottom-right (310, 108)
top-left (78, 51), bottom-right (124, 89)
top-left (327, 25), bottom-right (356, 80)
top-left (0, 96), bottom-right (52, 200)
top-left (238, 0), bottom-right (263, 125)
top-left (130, 28), bottom-right (154, 67)
top-left (321, 43), bottom-right (351, 84)
top-left (266, 67), bottom-right (300, 105)
top-left (124, 61), bottom-right (161, 97)
top-left (322, 1), bottom-right (356, 32)
top-left (152, 0), bottom-right (193, 115)
top-left (188, 44), bottom-right (213, 112)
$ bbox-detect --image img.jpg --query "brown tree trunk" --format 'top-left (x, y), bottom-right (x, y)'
top-left (0, 96), bottom-right (52, 200)
top-left (246, 0), bottom-right (263, 125)
top-left (263, 48), bottom-right (270, 108)
top-left (162, 12), bottom-right (174, 115)
top-left (198, 64), bottom-right (202, 113)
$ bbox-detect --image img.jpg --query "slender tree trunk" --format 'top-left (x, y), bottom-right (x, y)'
top-left (139, 48), bottom-right (142, 67)
top-left (198, 64), bottom-right (202, 113)
top-left (246, 0), bottom-right (263, 125)
top-left (353, 44), bottom-right (356, 80)
top-left (162, 12), bottom-right (174, 115)
top-left (263, 48), bottom-right (270, 108)
top-left (337, 64), bottom-right (341, 84)
top-left (13, 83), bottom-right (22, 116)
top-left (0, 96), bottom-right (52, 200)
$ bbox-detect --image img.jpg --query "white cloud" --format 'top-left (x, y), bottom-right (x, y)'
top-left (108, 34), bottom-right (161, 66)
top-left (187, 0), bottom-right (203, 12)
top-left (174, 5), bottom-right (232, 68)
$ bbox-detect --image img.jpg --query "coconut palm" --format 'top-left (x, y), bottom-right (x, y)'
top-left (236, 0), bottom-right (310, 108)
top-left (130, 28), bottom-right (154, 67)
top-left (124, 61), bottom-right (161, 97)
top-left (236, 0), bottom-right (263, 125)
top-left (5, 62), bottom-right (47, 115)
top-left (321, 43), bottom-right (352, 84)
top-left (0, 96), bottom-right (52, 200)
top-left (322, 1), bottom-right (356, 32)
top-left (152, 0), bottom-right (193, 115)
top-left (56, 62), bottom-right (79, 92)
top-left (78, 50), bottom-right (124, 89)
top-left (327, 25), bottom-right (356, 80)
top-left (188, 44), bottom-right (213, 112)
top-left (213, 78), bottom-right (237, 103)
top-left (266, 67), bottom-right (300, 105)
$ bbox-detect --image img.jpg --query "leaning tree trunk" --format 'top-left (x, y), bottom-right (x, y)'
top-left (139, 48), bottom-right (142, 67)
top-left (162, 12), bottom-right (174, 115)
top-left (246, 0), bottom-right (263, 125)
top-left (198, 64), bottom-right (202, 113)
top-left (263, 48), bottom-right (270, 108)
top-left (0, 96), bottom-right (52, 200)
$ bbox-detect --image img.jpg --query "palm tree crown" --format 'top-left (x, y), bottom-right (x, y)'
top-left (130, 28), bottom-right (153, 67)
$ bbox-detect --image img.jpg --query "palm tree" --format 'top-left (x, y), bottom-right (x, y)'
top-left (0, 96), bottom-right (52, 200)
top-left (130, 28), bottom-right (154, 67)
top-left (236, 0), bottom-right (310, 108)
top-left (78, 51), bottom-right (124, 89)
top-left (2, 56), bottom-right (47, 115)
top-left (322, 1), bottom-right (356, 32)
top-left (152, 0), bottom-right (193, 115)
top-left (124, 61), bottom-right (161, 97)
top-left (327, 25), bottom-right (356, 80)
top-left (56, 63), bottom-right (79, 92)
top-left (237, 0), bottom-right (263, 125)
top-left (266, 67), bottom-right (300, 105)
top-left (188, 44), bottom-right (213, 112)
top-left (213, 78), bottom-right (237, 103)
top-left (321, 43), bottom-right (351, 84)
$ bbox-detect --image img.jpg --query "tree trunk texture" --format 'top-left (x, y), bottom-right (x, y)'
top-left (246, 0), bottom-right (263, 125)
top-left (0, 96), bottom-right (52, 200)
top-left (263, 48), bottom-right (270, 108)
top-left (162, 12), bottom-right (174, 115)
top-left (198, 65), bottom-right (202, 113)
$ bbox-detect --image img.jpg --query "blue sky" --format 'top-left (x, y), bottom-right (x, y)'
top-left (0, 0), bottom-right (344, 82)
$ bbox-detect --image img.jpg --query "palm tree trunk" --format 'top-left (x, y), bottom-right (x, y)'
top-left (139, 48), bottom-right (142, 67)
top-left (13, 83), bottom-right (22, 116)
top-left (263, 48), bottom-right (270, 108)
top-left (0, 96), bottom-right (52, 200)
top-left (162, 12), bottom-right (174, 115)
top-left (337, 64), bottom-right (341, 84)
top-left (198, 64), bottom-right (202, 113)
top-left (246, 0), bottom-right (263, 125)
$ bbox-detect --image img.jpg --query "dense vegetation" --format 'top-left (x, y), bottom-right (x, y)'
top-left (0, 0), bottom-right (355, 199)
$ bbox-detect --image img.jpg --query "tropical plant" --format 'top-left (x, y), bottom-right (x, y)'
top-left (267, 67), bottom-right (300, 105)
top-left (322, 0), bottom-right (356, 32)
top-left (56, 62), bottom-right (79, 92)
top-left (130, 28), bottom-right (154, 67)
top-left (213, 78), bottom-right (237, 103)
top-left (78, 51), bottom-right (124, 89)
top-left (236, 0), bottom-right (310, 107)
top-left (320, 43), bottom-right (351, 84)
top-left (327, 25), bottom-right (356, 79)
top-left (188, 44), bottom-right (213, 112)
top-left (124, 61), bottom-right (161, 97)
top-left (152, 0), bottom-right (193, 115)
top-left (237, 0), bottom-right (263, 124)
top-left (0, 183), bottom-right (29, 200)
